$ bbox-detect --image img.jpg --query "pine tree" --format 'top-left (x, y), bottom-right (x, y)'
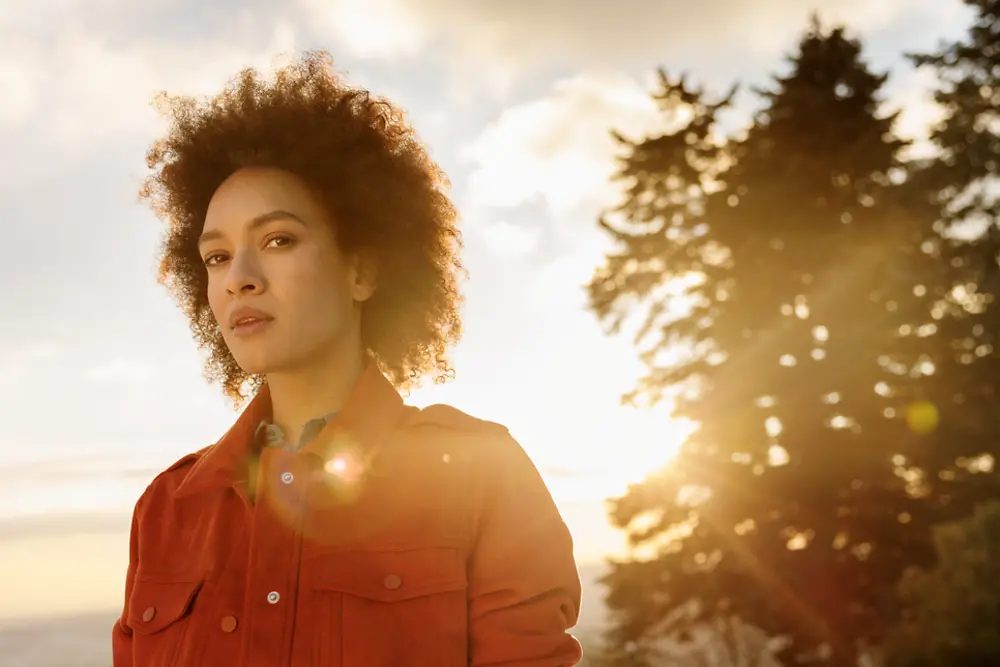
top-left (909, 0), bottom-right (1000, 234)
top-left (591, 19), bottom-right (1000, 667)
top-left (905, 0), bottom-right (1000, 501)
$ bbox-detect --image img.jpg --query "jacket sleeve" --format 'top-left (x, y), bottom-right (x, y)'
top-left (112, 494), bottom-right (143, 666)
top-left (467, 434), bottom-right (583, 666)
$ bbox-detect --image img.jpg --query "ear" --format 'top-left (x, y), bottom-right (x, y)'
top-left (350, 251), bottom-right (377, 303)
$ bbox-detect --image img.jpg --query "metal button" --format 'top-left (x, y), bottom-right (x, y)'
top-left (267, 591), bottom-right (280, 604)
top-left (142, 606), bottom-right (156, 622)
top-left (383, 574), bottom-right (402, 590)
top-left (220, 615), bottom-right (238, 633)
top-left (280, 471), bottom-right (294, 484)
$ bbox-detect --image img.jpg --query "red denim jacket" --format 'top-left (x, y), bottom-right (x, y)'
top-left (111, 364), bottom-right (582, 666)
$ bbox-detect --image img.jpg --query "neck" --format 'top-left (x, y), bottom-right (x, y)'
top-left (265, 345), bottom-right (366, 446)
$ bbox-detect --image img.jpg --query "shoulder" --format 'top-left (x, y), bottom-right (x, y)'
top-left (400, 403), bottom-right (543, 480)
top-left (158, 444), bottom-right (213, 483)
top-left (404, 405), bottom-right (564, 530)
top-left (133, 445), bottom-right (213, 513)
top-left (403, 403), bottom-right (511, 437)
top-left (401, 403), bottom-right (520, 460)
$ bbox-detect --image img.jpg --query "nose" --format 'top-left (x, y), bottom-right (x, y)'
top-left (224, 248), bottom-right (265, 296)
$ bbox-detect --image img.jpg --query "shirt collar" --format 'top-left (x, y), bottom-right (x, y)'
top-left (175, 362), bottom-right (406, 498)
top-left (255, 411), bottom-right (337, 452)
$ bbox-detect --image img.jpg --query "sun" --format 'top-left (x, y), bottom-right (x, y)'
top-left (545, 402), bottom-right (695, 503)
top-left (611, 406), bottom-right (695, 486)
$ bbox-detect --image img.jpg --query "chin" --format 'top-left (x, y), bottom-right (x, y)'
top-left (233, 347), bottom-right (313, 377)
top-left (231, 348), bottom-right (283, 376)
top-left (233, 357), bottom-right (274, 377)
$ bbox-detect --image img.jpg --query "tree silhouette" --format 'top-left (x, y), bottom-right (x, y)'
top-left (905, 0), bottom-right (1000, 476)
top-left (590, 18), bottom-right (1000, 667)
top-left (909, 0), bottom-right (1000, 237)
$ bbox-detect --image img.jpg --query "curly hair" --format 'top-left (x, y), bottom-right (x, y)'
top-left (140, 51), bottom-right (464, 404)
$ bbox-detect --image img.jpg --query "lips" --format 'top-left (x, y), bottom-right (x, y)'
top-left (233, 315), bottom-right (267, 326)
top-left (228, 307), bottom-right (274, 331)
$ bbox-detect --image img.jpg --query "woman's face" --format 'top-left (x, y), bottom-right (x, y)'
top-left (199, 166), bottom-right (374, 376)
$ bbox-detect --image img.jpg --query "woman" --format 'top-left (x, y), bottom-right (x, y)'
top-left (112, 51), bottom-right (582, 667)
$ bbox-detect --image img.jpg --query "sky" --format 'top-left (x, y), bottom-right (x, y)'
top-left (0, 0), bottom-right (973, 622)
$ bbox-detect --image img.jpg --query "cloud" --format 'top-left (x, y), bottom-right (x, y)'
top-left (461, 71), bottom-right (663, 215)
top-left (305, 0), bottom-right (956, 77)
top-left (0, 456), bottom-right (154, 522)
top-left (83, 357), bottom-right (159, 384)
top-left (0, 341), bottom-right (62, 387)
top-left (0, 457), bottom-right (162, 486)
top-left (887, 66), bottom-right (950, 160)
top-left (0, 42), bottom-right (40, 126)
top-left (0, 512), bottom-right (128, 542)
top-left (300, 0), bottom-right (426, 60)
top-left (458, 6), bottom-right (967, 227)
top-left (0, 8), bottom-right (298, 148)
top-left (0, 341), bottom-right (60, 365)
top-left (477, 220), bottom-right (542, 256)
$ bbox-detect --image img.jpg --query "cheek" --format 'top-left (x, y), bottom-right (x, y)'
top-left (285, 270), bottom-right (356, 332)
top-left (288, 256), bottom-right (352, 304)
top-left (295, 277), bottom-right (350, 318)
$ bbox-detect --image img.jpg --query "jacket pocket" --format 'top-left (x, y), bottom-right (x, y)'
top-left (127, 578), bottom-right (204, 667)
top-left (309, 547), bottom-right (468, 667)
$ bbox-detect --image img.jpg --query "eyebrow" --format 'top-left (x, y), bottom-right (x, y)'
top-left (198, 209), bottom-right (307, 247)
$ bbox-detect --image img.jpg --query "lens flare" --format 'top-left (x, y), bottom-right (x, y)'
top-left (323, 449), bottom-right (363, 484)
top-left (906, 400), bottom-right (939, 434)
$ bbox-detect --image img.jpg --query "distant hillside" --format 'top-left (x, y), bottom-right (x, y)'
top-left (0, 611), bottom-right (116, 667)
top-left (576, 560), bottom-right (611, 635)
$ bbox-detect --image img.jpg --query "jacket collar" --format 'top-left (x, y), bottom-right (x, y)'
top-left (175, 362), bottom-right (406, 498)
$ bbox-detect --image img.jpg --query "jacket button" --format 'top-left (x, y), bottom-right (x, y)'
top-left (220, 615), bottom-right (239, 633)
top-left (142, 607), bottom-right (156, 622)
top-left (383, 574), bottom-right (402, 590)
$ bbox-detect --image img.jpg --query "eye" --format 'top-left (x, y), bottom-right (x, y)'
top-left (264, 234), bottom-right (295, 249)
top-left (203, 252), bottom-right (228, 267)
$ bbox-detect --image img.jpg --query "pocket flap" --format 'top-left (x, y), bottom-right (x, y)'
top-left (311, 547), bottom-right (467, 602)
top-left (127, 578), bottom-right (203, 635)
